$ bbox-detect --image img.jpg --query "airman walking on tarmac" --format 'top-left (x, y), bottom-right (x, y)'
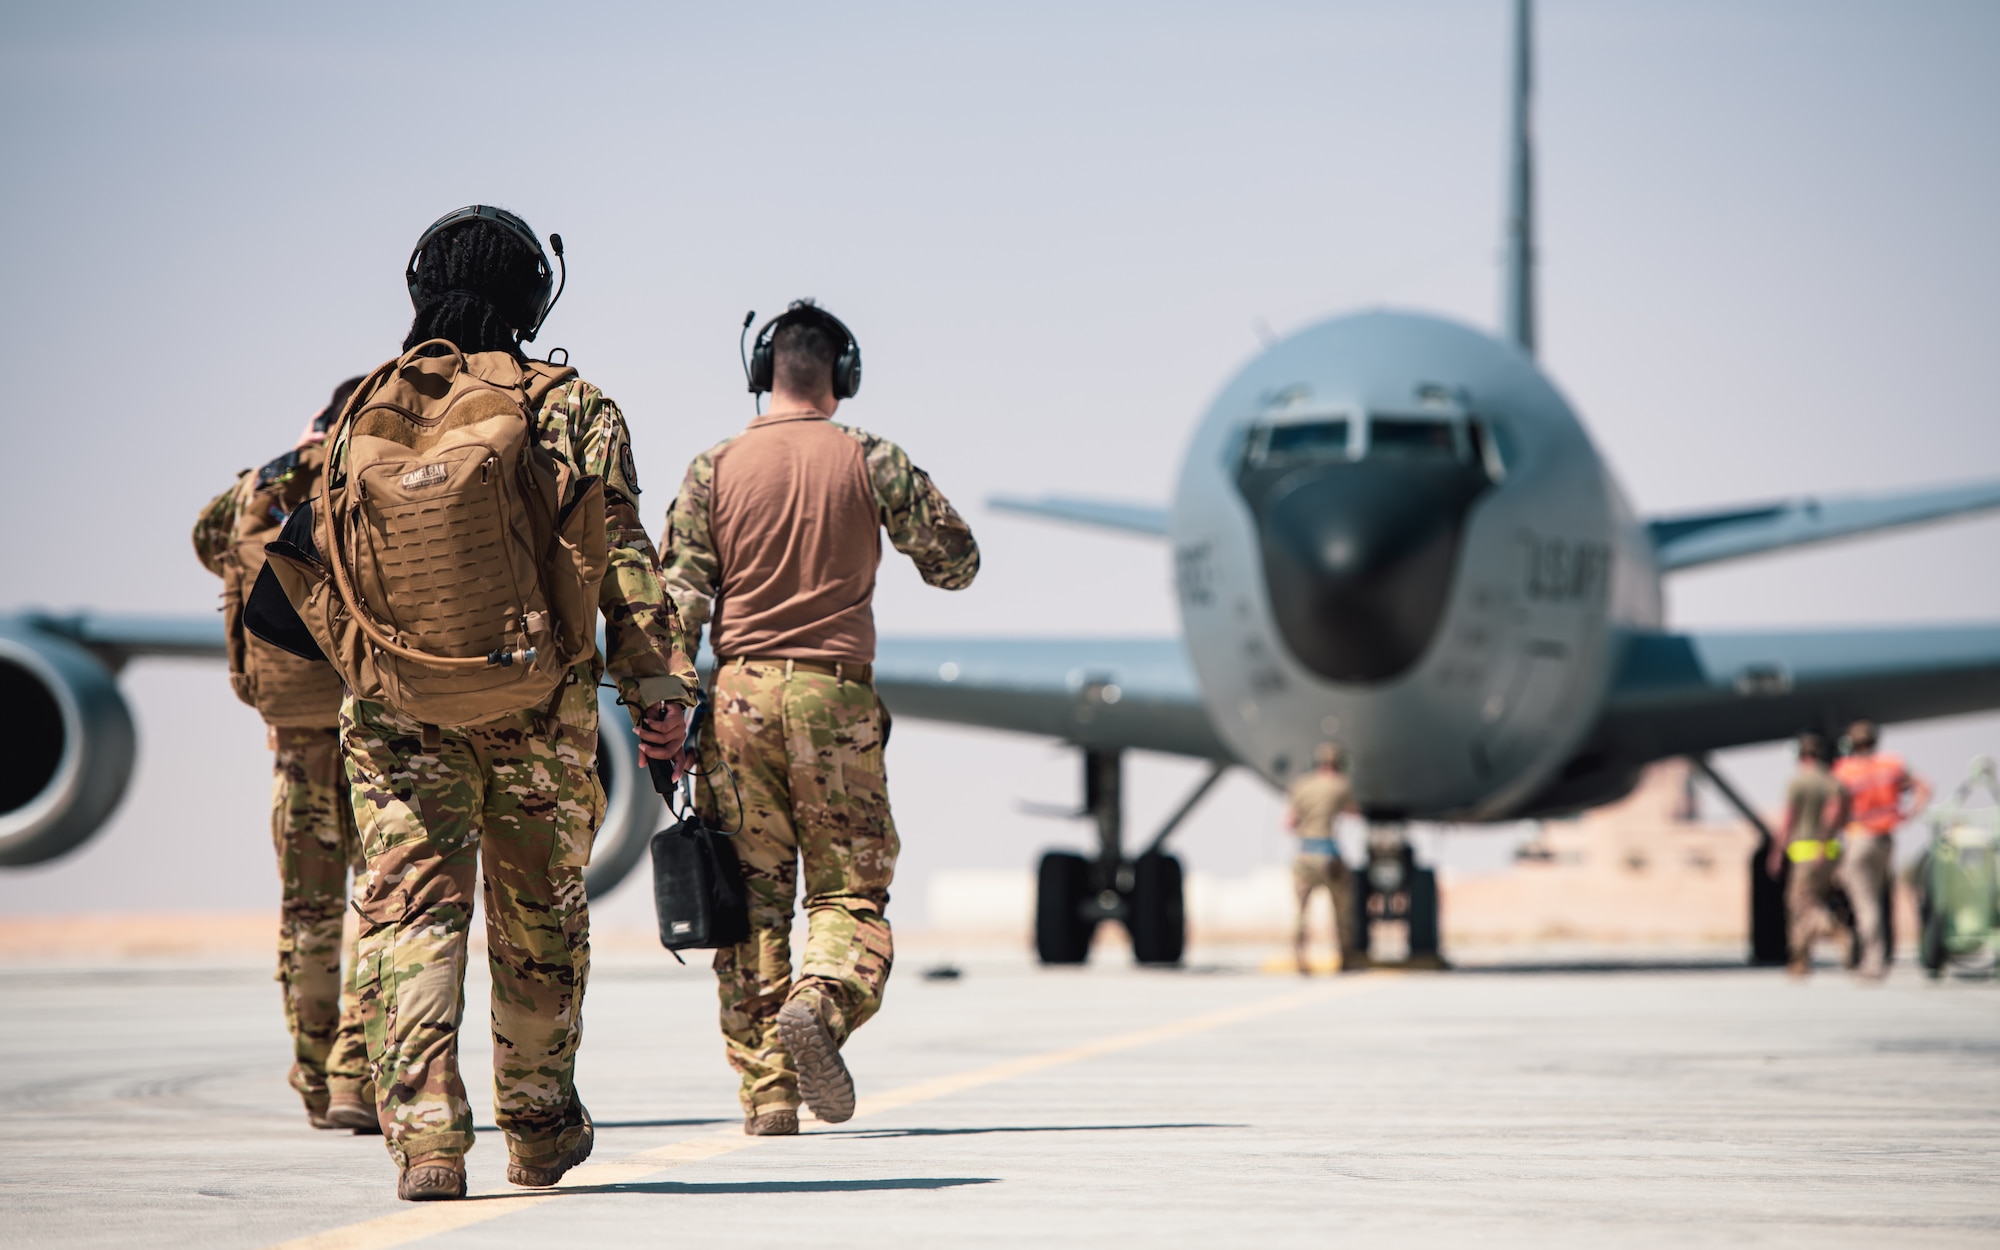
top-left (1832, 720), bottom-right (1931, 979)
top-left (262, 206), bottom-right (699, 1201)
top-left (1285, 742), bottom-right (1363, 974)
top-left (192, 376), bottom-right (378, 1134)
top-left (1765, 733), bottom-right (1850, 977)
top-left (657, 300), bottom-right (979, 1135)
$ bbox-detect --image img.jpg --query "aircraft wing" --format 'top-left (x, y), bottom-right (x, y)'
top-left (1648, 479), bottom-right (2000, 571)
top-left (12, 610), bottom-right (226, 665)
top-left (1594, 623), bottom-right (2000, 762)
top-left (9, 613), bottom-right (1234, 764)
top-left (872, 636), bottom-right (1231, 761)
top-left (988, 495), bottom-right (1169, 539)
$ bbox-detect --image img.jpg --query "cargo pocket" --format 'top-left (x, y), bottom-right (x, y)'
top-left (549, 754), bottom-right (606, 870)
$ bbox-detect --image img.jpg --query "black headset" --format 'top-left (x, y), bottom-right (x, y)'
top-left (404, 205), bottom-right (566, 344)
top-left (743, 302), bottom-right (863, 401)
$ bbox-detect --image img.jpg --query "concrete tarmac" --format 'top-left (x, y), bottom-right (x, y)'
top-left (2, 944), bottom-right (1997, 1248)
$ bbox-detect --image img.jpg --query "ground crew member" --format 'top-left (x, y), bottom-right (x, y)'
top-left (1765, 733), bottom-right (1851, 977)
top-left (332, 208), bottom-right (698, 1200)
top-left (1831, 720), bottom-right (1931, 979)
top-left (192, 377), bottom-right (378, 1135)
top-left (1285, 742), bottom-right (1362, 974)
top-left (656, 300), bottom-right (979, 1136)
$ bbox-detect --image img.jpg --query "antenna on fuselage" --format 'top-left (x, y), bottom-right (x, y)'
top-left (1502, 0), bottom-right (1537, 358)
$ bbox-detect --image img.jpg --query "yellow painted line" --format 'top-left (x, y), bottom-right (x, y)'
top-left (269, 976), bottom-right (1379, 1250)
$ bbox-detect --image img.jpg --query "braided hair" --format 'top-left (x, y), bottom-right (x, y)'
top-left (402, 216), bottom-right (547, 357)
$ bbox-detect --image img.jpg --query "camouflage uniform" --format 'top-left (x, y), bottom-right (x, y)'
top-left (338, 375), bottom-right (697, 1169)
top-left (661, 424), bottom-right (978, 1116)
top-left (194, 467), bottom-right (372, 1120)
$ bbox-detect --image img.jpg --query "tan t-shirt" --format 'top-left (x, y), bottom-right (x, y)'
top-left (1785, 766), bottom-right (1845, 842)
top-left (660, 413), bottom-right (981, 666)
top-left (1286, 771), bottom-right (1355, 845)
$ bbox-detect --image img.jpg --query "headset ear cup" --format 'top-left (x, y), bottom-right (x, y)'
top-left (834, 346), bottom-right (861, 400)
top-left (748, 339), bottom-right (775, 394)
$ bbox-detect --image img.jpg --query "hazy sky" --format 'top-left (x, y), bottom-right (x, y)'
top-left (3, 0), bottom-right (1998, 924)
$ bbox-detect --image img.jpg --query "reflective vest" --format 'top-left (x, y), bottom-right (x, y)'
top-left (1833, 752), bottom-right (1908, 835)
top-left (1787, 838), bottom-right (1840, 864)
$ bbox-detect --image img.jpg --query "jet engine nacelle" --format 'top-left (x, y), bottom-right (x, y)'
top-left (0, 621), bottom-right (137, 866)
top-left (0, 615), bottom-right (659, 898)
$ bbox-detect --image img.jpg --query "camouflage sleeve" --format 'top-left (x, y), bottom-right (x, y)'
top-left (549, 379), bottom-right (699, 713)
top-left (846, 428), bottom-right (980, 589)
top-left (657, 447), bottom-right (724, 657)
top-left (191, 473), bottom-right (250, 578)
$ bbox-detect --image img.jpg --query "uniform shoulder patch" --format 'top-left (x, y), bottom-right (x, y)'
top-left (618, 440), bottom-right (640, 496)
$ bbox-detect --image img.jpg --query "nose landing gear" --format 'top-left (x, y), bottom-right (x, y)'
top-left (1352, 825), bottom-right (1444, 968)
top-left (1033, 750), bottom-right (1224, 967)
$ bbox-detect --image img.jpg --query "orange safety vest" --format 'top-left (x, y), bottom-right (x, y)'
top-left (1833, 752), bottom-right (1908, 835)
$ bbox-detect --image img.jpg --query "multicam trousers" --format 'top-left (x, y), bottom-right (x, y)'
top-left (340, 674), bottom-right (604, 1167)
top-left (700, 660), bottom-right (900, 1117)
top-left (270, 726), bottom-right (370, 1112)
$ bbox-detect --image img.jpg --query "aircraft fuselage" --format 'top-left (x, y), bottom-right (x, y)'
top-left (1172, 310), bottom-right (1663, 819)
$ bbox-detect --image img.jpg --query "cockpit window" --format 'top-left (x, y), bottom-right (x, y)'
top-left (1368, 417), bottom-right (1462, 462)
top-left (1246, 419), bottom-right (1351, 467)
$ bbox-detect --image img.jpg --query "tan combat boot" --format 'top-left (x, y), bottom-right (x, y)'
top-left (776, 998), bottom-right (854, 1124)
top-left (507, 1101), bottom-right (594, 1188)
top-left (745, 1108), bottom-right (799, 1136)
top-left (324, 1081), bottom-right (381, 1134)
top-left (301, 1091), bottom-right (340, 1131)
top-left (398, 1153), bottom-right (467, 1202)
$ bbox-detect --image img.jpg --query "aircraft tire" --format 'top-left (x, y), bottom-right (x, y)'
top-left (1128, 851), bottom-right (1185, 966)
top-left (581, 686), bottom-right (665, 900)
top-left (1036, 851), bottom-right (1094, 965)
top-left (1407, 866), bottom-right (1440, 958)
top-left (1919, 887), bottom-right (1948, 977)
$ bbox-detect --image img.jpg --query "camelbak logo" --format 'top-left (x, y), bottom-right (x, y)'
top-left (400, 463), bottom-right (449, 490)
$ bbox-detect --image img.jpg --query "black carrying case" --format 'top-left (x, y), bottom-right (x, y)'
top-left (647, 701), bottom-right (750, 956)
top-left (651, 816), bottom-right (750, 952)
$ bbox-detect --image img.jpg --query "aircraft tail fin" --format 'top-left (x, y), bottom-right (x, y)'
top-left (1649, 478), bottom-right (2000, 571)
top-left (989, 495), bottom-right (1170, 538)
top-left (1502, 0), bottom-right (1536, 357)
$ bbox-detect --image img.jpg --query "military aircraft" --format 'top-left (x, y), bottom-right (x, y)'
top-left (6, 0), bottom-right (2000, 967)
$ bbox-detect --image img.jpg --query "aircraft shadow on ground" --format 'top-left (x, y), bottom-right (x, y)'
top-left (1444, 959), bottom-right (1761, 976)
top-left (819, 1122), bottom-right (1233, 1140)
top-left (552, 1177), bottom-right (999, 1196)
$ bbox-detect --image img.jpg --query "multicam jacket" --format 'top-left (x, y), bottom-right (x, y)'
top-left (521, 376), bottom-right (700, 710)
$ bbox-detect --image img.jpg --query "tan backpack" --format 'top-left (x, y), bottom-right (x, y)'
top-left (267, 341), bottom-right (606, 730)
top-left (220, 443), bottom-right (347, 727)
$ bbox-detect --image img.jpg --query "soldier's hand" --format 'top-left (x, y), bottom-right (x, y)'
top-left (636, 702), bottom-right (691, 781)
top-left (294, 414), bottom-right (328, 450)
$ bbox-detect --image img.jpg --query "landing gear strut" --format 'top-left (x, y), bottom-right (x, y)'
top-left (1691, 755), bottom-right (1789, 966)
top-left (1351, 825), bottom-right (1443, 967)
top-left (1034, 750), bottom-right (1225, 967)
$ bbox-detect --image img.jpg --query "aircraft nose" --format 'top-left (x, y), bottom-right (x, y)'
top-left (1242, 463), bottom-right (1490, 683)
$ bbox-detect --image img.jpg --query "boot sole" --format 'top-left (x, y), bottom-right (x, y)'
top-left (744, 1110), bottom-right (800, 1136)
top-left (776, 999), bottom-right (854, 1124)
top-left (325, 1103), bottom-right (381, 1133)
top-left (398, 1164), bottom-right (467, 1202)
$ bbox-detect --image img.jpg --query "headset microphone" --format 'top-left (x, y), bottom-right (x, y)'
top-left (539, 233), bottom-right (567, 341)
top-left (738, 311), bottom-right (761, 413)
